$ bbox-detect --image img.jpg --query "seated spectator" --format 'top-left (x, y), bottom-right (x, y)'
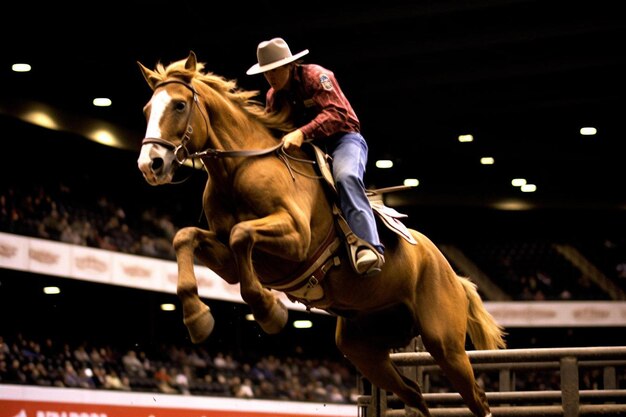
top-left (122, 350), bottom-right (146, 378)
top-left (172, 366), bottom-right (191, 395)
top-left (105, 370), bottom-right (130, 391)
top-left (233, 376), bottom-right (254, 398)
top-left (153, 366), bottom-right (177, 394)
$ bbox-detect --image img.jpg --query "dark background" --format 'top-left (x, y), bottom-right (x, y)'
top-left (1, 1), bottom-right (625, 356)
top-left (1, 0), bottom-right (624, 210)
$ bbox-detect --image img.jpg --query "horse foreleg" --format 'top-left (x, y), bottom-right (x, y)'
top-left (336, 318), bottom-right (432, 417)
top-left (173, 227), bottom-right (236, 344)
top-left (230, 213), bottom-right (309, 334)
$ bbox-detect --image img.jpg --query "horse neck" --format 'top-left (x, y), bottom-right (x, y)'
top-left (198, 96), bottom-right (278, 183)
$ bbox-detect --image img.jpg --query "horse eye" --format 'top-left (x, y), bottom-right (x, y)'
top-left (174, 101), bottom-right (186, 112)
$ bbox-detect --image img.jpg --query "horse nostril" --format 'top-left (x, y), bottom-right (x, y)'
top-left (151, 158), bottom-right (164, 172)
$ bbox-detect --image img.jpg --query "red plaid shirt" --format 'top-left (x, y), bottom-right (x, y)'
top-left (266, 64), bottom-right (360, 141)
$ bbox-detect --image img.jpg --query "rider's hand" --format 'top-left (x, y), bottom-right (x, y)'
top-left (283, 129), bottom-right (304, 150)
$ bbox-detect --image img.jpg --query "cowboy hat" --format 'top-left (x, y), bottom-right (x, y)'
top-left (246, 37), bottom-right (309, 75)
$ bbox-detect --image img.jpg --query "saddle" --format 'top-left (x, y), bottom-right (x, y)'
top-left (264, 143), bottom-right (416, 309)
top-left (309, 143), bottom-right (417, 247)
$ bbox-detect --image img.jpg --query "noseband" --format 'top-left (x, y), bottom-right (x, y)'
top-left (142, 79), bottom-right (206, 165)
top-left (141, 79), bottom-right (284, 165)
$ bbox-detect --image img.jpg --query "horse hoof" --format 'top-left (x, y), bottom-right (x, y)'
top-left (406, 405), bottom-right (431, 417)
top-left (183, 304), bottom-right (214, 343)
top-left (404, 406), bottom-right (420, 417)
top-left (257, 299), bottom-right (288, 334)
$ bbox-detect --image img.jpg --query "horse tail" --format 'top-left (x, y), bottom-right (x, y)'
top-left (459, 276), bottom-right (507, 350)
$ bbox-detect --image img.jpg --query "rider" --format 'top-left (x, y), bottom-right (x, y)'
top-left (246, 37), bottom-right (384, 276)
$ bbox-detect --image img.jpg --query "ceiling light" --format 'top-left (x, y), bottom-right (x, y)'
top-left (458, 134), bottom-right (474, 143)
top-left (480, 157), bottom-right (494, 165)
top-left (293, 320), bottom-right (313, 329)
top-left (375, 160), bottom-right (393, 169)
top-left (511, 178), bottom-right (526, 187)
top-left (404, 178), bottom-right (419, 187)
top-left (580, 127), bottom-right (597, 136)
top-left (160, 303), bottom-right (176, 311)
top-left (43, 286), bottom-right (60, 294)
top-left (93, 98), bottom-right (112, 107)
top-left (12, 63), bottom-right (31, 72)
top-left (520, 184), bottom-right (537, 192)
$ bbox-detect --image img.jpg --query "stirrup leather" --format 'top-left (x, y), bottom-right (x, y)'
top-left (333, 204), bottom-right (384, 274)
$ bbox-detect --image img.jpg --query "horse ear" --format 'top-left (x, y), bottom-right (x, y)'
top-left (185, 51), bottom-right (197, 71)
top-left (137, 61), bottom-right (160, 91)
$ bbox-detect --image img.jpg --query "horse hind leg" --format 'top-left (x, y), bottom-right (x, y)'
top-left (424, 277), bottom-right (503, 417)
top-left (335, 318), bottom-right (432, 417)
top-left (422, 331), bottom-right (491, 417)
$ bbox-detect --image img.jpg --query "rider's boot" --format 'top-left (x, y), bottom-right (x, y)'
top-left (355, 247), bottom-right (385, 276)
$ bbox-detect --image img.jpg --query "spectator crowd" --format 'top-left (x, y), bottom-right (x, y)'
top-left (0, 333), bottom-right (359, 403)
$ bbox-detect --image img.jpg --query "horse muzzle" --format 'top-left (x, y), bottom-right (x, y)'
top-left (137, 142), bottom-right (177, 185)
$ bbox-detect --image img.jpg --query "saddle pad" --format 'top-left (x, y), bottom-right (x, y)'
top-left (370, 201), bottom-right (418, 245)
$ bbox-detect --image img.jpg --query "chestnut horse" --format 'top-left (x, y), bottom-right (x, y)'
top-left (137, 51), bottom-right (505, 417)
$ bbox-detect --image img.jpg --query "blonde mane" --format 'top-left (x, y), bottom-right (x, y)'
top-left (153, 57), bottom-right (293, 134)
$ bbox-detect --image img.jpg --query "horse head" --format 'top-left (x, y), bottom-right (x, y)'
top-left (137, 51), bottom-right (291, 186)
top-left (137, 51), bottom-right (207, 185)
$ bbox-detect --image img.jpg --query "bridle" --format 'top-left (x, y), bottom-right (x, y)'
top-left (141, 78), bottom-right (283, 166)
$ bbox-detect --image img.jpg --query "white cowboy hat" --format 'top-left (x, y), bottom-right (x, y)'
top-left (246, 37), bottom-right (309, 75)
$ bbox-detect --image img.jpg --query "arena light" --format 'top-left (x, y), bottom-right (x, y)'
top-left (23, 110), bottom-right (58, 130)
top-left (580, 127), bottom-right (597, 136)
top-left (458, 134), bottom-right (474, 143)
top-left (293, 320), bottom-right (313, 329)
top-left (521, 184), bottom-right (537, 192)
top-left (93, 98), bottom-right (112, 107)
top-left (12, 63), bottom-right (31, 72)
top-left (43, 286), bottom-right (60, 295)
top-left (404, 178), bottom-right (419, 187)
top-left (480, 157), bottom-right (494, 165)
top-left (375, 160), bottom-right (393, 169)
top-left (89, 129), bottom-right (119, 147)
top-left (492, 199), bottom-right (534, 210)
top-left (511, 178), bottom-right (526, 187)
top-left (160, 303), bottom-right (176, 311)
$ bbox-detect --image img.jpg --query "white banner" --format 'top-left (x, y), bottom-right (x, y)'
top-left (1, 232), bottom-right (626, 325)
top-left (0, 232), bottom-right (304, 312)
top-left (487, 301), bottom-right (626, 327)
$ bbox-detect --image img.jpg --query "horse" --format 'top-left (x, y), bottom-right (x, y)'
top-left (136, 51), bottom-right (506, 417)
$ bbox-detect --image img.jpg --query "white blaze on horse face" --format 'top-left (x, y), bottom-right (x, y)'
top-left (145, 90), bottom-right (170, 139)
top-left (138, 90), bottom-right (177, 185)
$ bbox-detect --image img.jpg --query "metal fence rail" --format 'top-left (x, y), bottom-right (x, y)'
top-left (357, 346), bottom-right (626, 417)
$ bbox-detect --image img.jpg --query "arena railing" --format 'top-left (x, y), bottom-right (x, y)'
top-left (357, 345), bottom-right (626, 417)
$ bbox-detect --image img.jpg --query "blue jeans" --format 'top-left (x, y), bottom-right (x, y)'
top-left (326, 132), bottom-right (384, 254)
